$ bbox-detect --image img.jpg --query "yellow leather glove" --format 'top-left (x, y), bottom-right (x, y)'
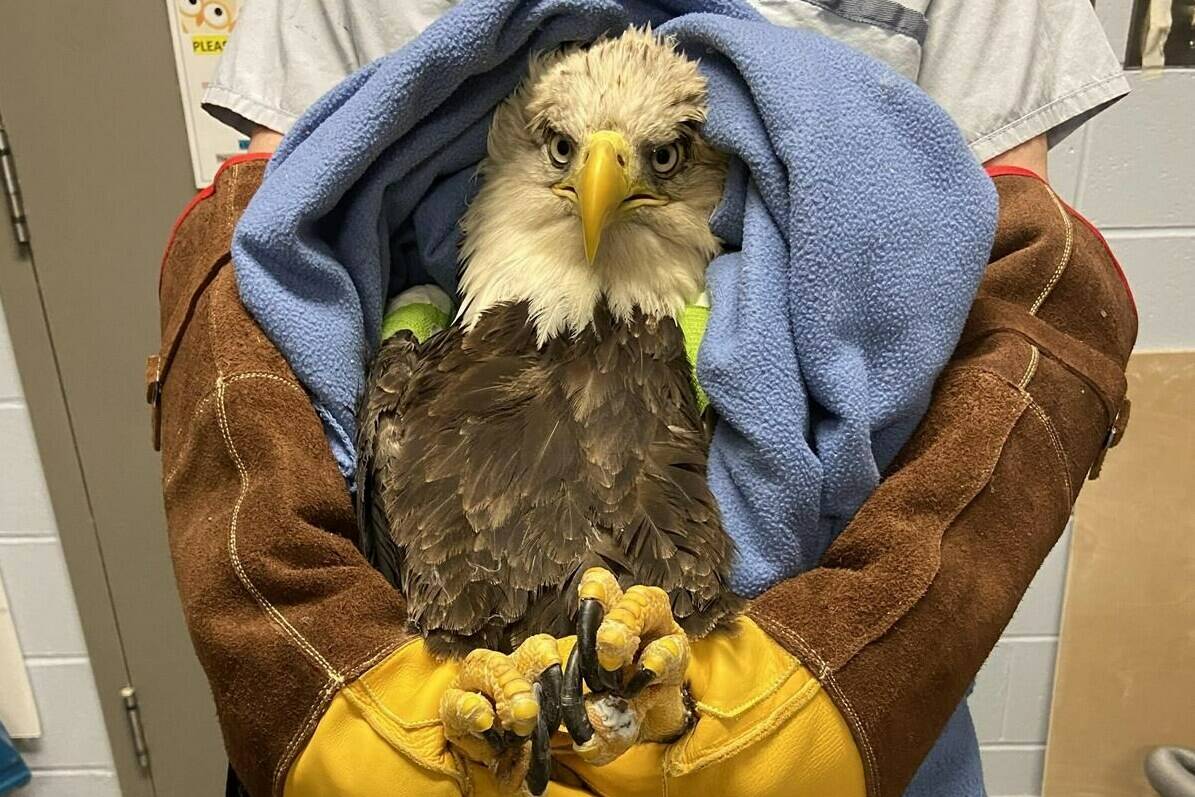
top-left (284, 619), bottom-right (864, 797)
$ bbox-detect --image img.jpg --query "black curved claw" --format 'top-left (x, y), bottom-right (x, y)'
top-left (560, 646), bottom-right (593, 745)
top-left (526, 682), bottom-right (552, 796)
top-left (577, 599), bottom-right (621, 693)
top-left (622, 665), bottom-right (657, 699)
top-left (538, 663), bottom-right (563, 734)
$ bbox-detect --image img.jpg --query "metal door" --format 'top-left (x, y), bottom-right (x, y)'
top-left (0, 3), bottom-right (226, 795)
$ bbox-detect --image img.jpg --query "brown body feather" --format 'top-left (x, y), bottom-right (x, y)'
top-left (357, 301), bottom-right (741, 657)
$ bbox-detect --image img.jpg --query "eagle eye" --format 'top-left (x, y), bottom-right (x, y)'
top-left (547, 133), bottom-right (574, 169)
top-left (651, 142), bottom-right (684, 177)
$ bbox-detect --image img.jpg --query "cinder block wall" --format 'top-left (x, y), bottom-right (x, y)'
top-left (968, 18), bottom-right (1195, 793)
top-left (0, 301), bottom-right (120, 796)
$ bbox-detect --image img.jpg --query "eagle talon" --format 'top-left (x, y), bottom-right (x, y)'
top-left (526, 682), bottom-right (553, 796)
top-left (563, 569), bottom-right (699, 765)
top-left (560, 646), bottom-right (594, 745)
top-left (537, 662), bottom-right (563, 733)
top-left (578, 598), bottom-right (620, 693)
top-left (440, 637), bottom-right (568, 794)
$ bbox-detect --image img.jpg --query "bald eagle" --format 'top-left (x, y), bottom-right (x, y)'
top-left (357, 29), bottom-right (741, 792)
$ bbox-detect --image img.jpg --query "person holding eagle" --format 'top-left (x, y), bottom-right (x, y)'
top-left (152, 2), bottom-right (1136, 797)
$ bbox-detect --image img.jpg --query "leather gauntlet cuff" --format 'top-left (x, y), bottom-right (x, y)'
top-left (747, 169), bottom-right (1137, 797)
top-left (156, 157), bottom-right (413, 797)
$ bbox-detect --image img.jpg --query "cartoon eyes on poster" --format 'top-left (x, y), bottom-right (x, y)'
top-left (166, 0), bottom-right (247, 188)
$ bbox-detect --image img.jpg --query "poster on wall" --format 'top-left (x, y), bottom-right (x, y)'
top-left (164, 0), bottom-right (249, 188)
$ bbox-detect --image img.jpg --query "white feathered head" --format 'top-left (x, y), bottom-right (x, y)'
top-left (459, 28), bottom-right (728, 342)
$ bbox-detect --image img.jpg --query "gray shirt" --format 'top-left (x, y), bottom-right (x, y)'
top-left (205, 0), bottom-right (1128, 162)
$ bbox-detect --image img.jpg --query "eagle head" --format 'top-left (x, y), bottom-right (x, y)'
top-left (458, 28), bottom-right (728, 343)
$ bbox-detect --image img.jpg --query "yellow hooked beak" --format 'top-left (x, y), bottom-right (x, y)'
top-left (555, 131), bottom-right (666, 265)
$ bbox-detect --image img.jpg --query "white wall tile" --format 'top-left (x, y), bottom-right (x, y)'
top-left (1077, 71), bottom-right (1195, 228)
top-left (1049, 129), bottom-right (1086, 206)
top-left (0, 540), bottom-right (89, 656)
top-left (1104, 233), bottom-right (1195, 351)
top-left (999, 640), bottom-right (1059, 744)
top-left (971, 643), bottom-right (1012, 744)
top-left (0, 405), bottom-right (58, 536)
top-left (973, 639), bottom-right (1061, 746)
top-left (981, 745), bottom-right (1046, 797)
top-left (19, 770), bottom-right (121, 797)
top-left (13, 660), bottom-right (114, 770)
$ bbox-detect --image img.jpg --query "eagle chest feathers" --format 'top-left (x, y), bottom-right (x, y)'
top-left (366, 301), bottom-right (738, 657)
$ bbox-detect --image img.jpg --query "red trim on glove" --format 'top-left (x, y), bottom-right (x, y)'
top-left (984, 165), bottom-right (1044, 182)
top-left (160, 153), bottom-right (272, 289)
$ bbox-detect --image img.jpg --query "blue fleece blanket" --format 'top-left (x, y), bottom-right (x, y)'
top-left (233, 0), bottom-right (996, 591)
top-left (231, 1), bottom-right (997, 789)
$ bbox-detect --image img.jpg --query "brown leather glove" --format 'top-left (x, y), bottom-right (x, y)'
top-left (154, 156), bottom-right (415, 797)
top-left (748, 165), bottom-right (1136, 797)
top-left (153, 160), bottom-right (1134, 797)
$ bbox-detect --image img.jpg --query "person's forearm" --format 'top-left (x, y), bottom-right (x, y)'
top-left (984, 133), bottom-right (1048, 181)
top-left (248, 124), bottom-right (284, 153)
top-left (747, 168), bottom-right (1135, 797)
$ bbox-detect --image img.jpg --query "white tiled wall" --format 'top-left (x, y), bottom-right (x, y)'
top-left (967, 16), bottom-right (1195, 796)
top-left (971, 526), bottom-right (1071, 796)
top-left (0, 298), bottom-right (120, 795)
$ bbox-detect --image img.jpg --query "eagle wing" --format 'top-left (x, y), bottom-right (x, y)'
top-left (381, 309), bottom-right (575, 649)
top-left (355, 330), bottom-right (425, 589)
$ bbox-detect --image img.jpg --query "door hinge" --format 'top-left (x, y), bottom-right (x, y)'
top-left (0, 125), bottom-right (30, 246)
top-left (120, 686), bottom-right (151, 770)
